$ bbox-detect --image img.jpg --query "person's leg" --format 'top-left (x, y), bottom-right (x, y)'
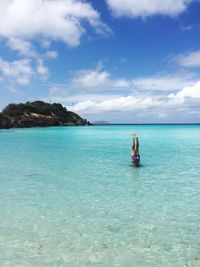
top-left (135, 136), bottom-right (140, 155)
top-left (131, 134), bottom-right (136, 155)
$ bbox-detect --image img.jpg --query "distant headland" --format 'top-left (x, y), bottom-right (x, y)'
top-left (0, 101), bottom-right (91, 129)
top-left (93, 121), bottom-right (110, 125)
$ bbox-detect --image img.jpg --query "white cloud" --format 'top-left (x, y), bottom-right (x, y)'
top-left (72, 67), bottom-right (134, 89)
top-left (5, 38), bottom-right (59, 85)
top-left (68, 89), bottom-right (200, 116)
top-left (36, 59), bottom-right (49, 79)
top-left (64, 80), bottom-right (200, 116)
top-left (49, 77), bottom-right (200, 121)
top-left (69, 95), bottom-right (162, 113)
top-left (73, 69), bottom-right (111, 88)
top-left (49, 91), bottom-right (120, 103)
top-left (0, 57), bottom-right (34, 85)
top-left (169, 80), bottom-right (200, 101)
top-left (177, 81), bottom-right (200, 98)
top-left (106, 0), bottom-right (192, 18)
top-left (114, 79), bottom-right (131, 87)
top-left (6, 38), bottom-right (37, 58)
top-left (172, 50), bottom-right (200, 68)
top-left (0, 57), bottom-right (49, 85)
top-left (132, 74), bottom-right (195, 91)
top-left (72, 66), bottom-right (195, 91)
top-left (0, 0), bottom-right (110, 47)
top-left (48, 65), bottom-right (200, 120)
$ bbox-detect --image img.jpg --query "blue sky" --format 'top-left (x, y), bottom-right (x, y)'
top-left (0, 0), bottom-right (200, 123)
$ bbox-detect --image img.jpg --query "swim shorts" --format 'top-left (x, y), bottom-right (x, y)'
top-left (131, 154), bottom-right (140, 164)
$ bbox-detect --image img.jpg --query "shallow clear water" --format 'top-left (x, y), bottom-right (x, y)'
top-left (0, 125), bottom-right (200, 267)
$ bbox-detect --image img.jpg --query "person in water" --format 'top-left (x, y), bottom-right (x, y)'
top-left (131, 133), bottom-right (140, 166)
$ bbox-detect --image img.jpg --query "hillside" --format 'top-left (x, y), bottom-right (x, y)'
top-left (0, 101), bottom-right (90, 129)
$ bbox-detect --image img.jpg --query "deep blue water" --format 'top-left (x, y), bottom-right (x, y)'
top-left (0, 125), bottom-right (200, 266)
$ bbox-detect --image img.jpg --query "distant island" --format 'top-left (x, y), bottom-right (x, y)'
top-left (93, 121), bottom-right (110, 125)
top-left (0, 101), bottom-right (91, 129)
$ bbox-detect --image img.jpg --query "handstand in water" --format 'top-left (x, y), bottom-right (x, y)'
top-left (131, 133), bottom-right (140, 166)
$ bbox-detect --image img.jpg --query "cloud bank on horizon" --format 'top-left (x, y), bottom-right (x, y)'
top-left (0, 0), bottom-right (200, 123)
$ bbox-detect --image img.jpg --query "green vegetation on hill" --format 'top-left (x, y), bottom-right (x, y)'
top-left (0, 101), bottom-right (90, 129)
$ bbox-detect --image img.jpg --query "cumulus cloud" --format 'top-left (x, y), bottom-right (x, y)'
top-left (0, 58), bottom-right (34, 85)
top-left (36, 59), bottom-right (49, 79)
top-left (68, 92), bottom-right (200, 116)
top-left (6, 38), bottom-right (37, 58)
top-left (72, 66), bottom-right (195, 91)
top-left (49, 91), bottom-right (124, 103)
top-left (66, 80), bottom-right (200, 116)
top-left (0, 0), bottom-right (110, 47)
top-left (7, 38), bottom-right (58, 59)
top-left (72, 65), bottom-right (133, 89)
top-left (0, 57), bottom-right (49, 85)
top-left (48, 72), bottom-right (200, 121)
top-left (69, 95), bottom-right (162, 113)
top-left (73, 69), bottom-right (111, 88)
top-left (176, 81), bottom-right (200, 98)
top-left (172, 50), bottom-right (200, 68)
top-left (0, 1), bottom-right (109, 86)
top-left (132, 74), bottom-right (195, 91)
top-left (106, 0), bottom-right (192, 18)
top-left (169, 80), bottom-right (200, 100)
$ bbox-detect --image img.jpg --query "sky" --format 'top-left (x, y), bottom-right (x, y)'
top-left (0, 0), bottom-right (200, 123)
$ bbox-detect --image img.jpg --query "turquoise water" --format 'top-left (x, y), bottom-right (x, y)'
top-left (0, 125), bottom-right (200, 267)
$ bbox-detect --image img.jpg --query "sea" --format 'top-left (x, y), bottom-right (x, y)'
top-left (0, 125), bottom-right (200, 267)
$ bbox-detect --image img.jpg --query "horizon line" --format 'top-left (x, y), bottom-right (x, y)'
top-left (93, 123), bottom-right (200, 125)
